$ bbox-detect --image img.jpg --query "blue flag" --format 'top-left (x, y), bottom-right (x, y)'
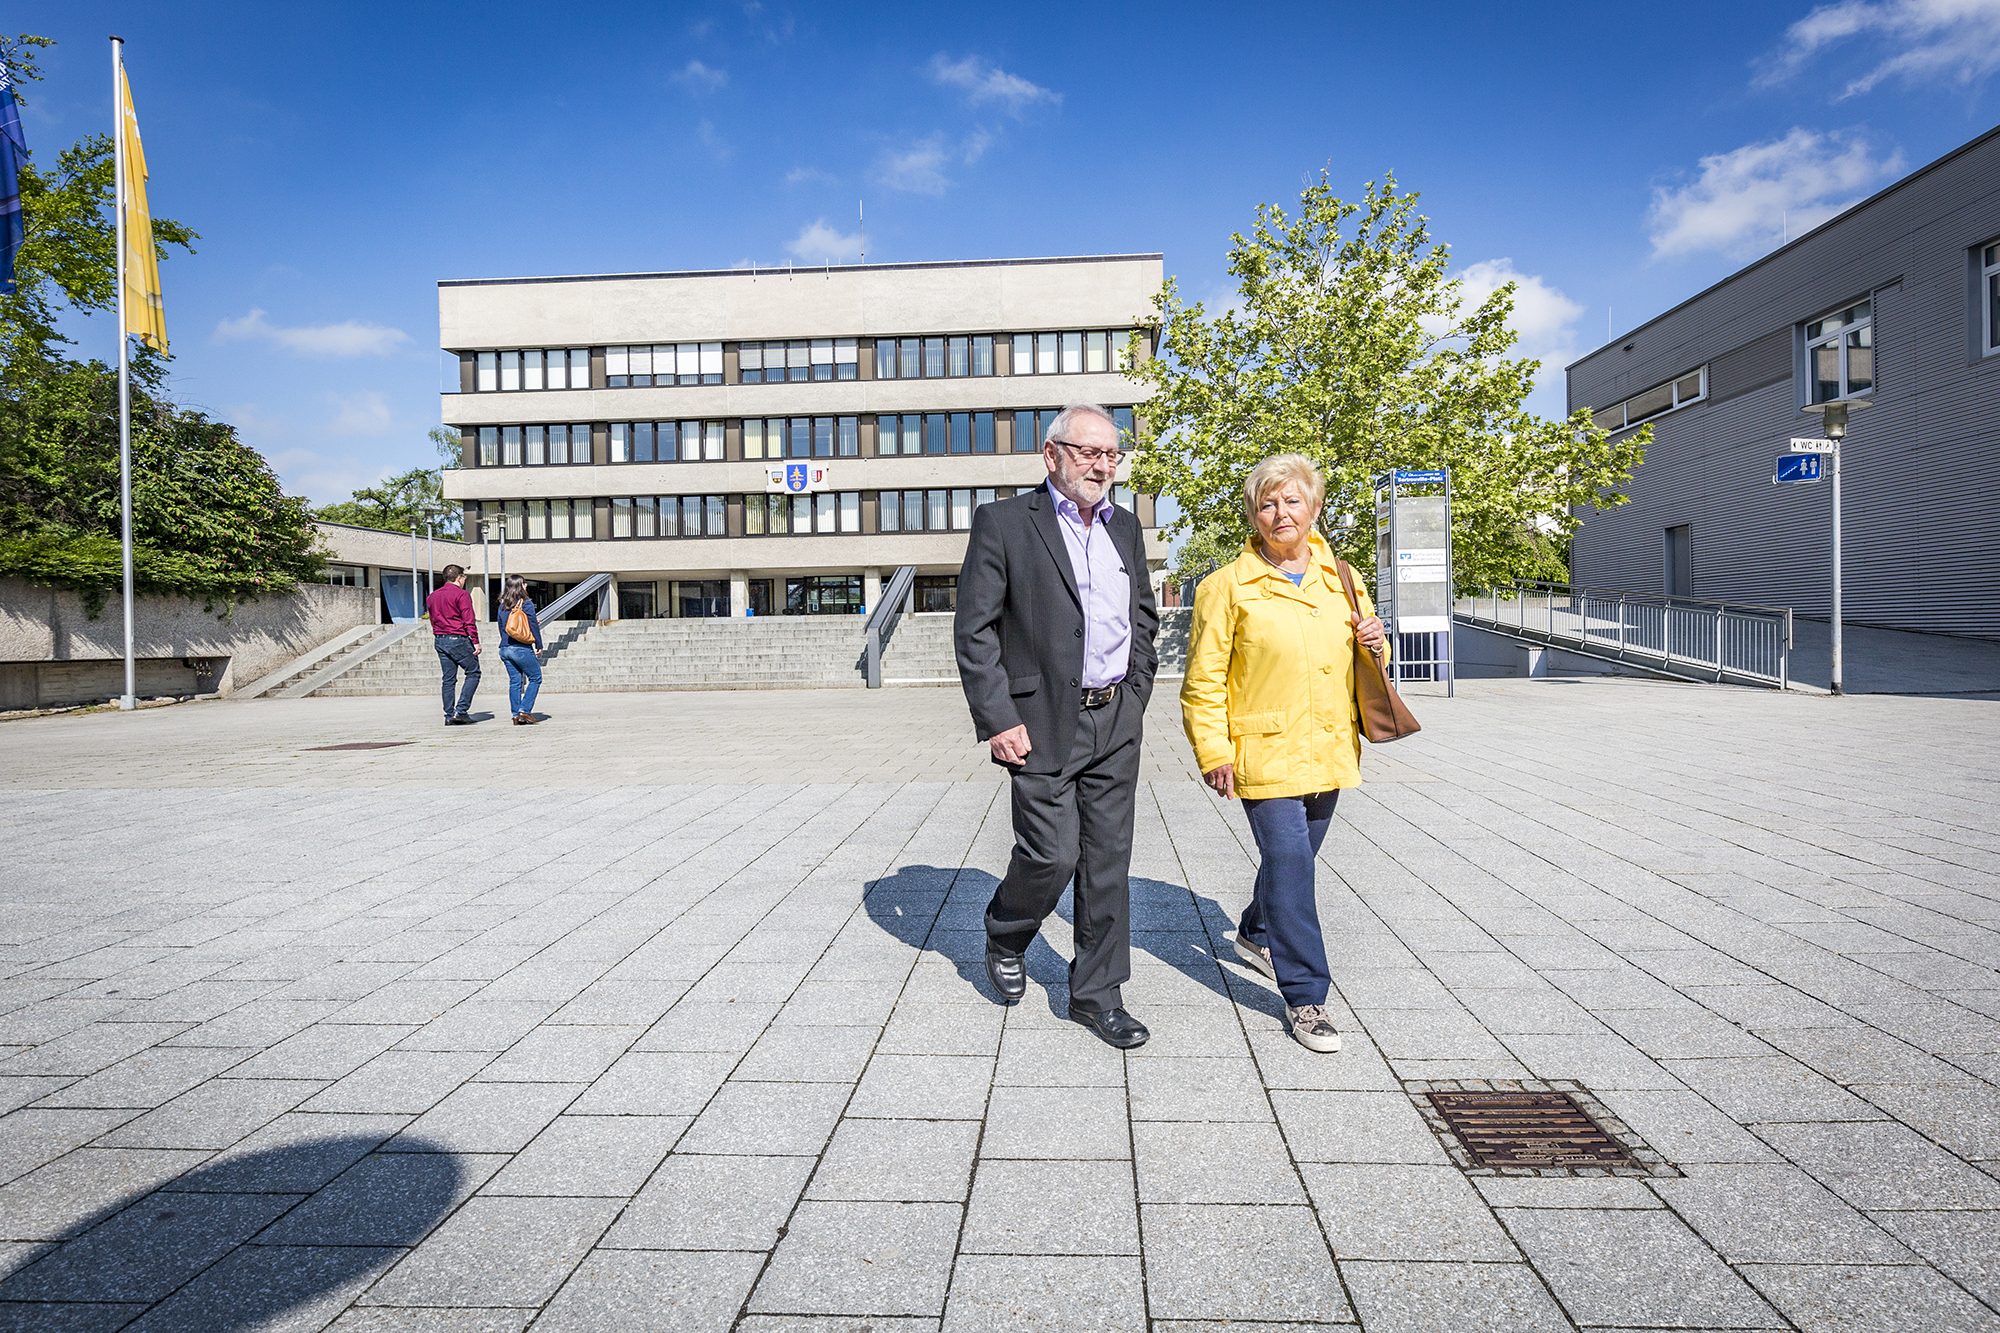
top-left (0, 64), bottom-right (25, 295)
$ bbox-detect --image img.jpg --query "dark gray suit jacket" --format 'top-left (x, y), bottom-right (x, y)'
top-left (954, 483), bottom-right (1159, 774)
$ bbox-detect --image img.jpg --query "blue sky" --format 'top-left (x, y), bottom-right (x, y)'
top-left (18, 1), bottom-right (2000, 504)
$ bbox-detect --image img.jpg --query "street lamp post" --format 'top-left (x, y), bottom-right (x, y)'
top-left (408, 522), bottom-right (420, 625)
top-left (1801, 397), bottom-right (1868, 695)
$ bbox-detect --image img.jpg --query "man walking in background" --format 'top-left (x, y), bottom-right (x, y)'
top-left (428, 564), bottom-right (481, 726)
top-left (954, 402), bottom-right (1159, 1048)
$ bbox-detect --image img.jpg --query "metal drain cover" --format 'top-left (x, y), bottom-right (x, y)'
top-left (305, 742), bottom-right (414, 751)
top-left (1425, 1090), bottom-right (1640, 1170)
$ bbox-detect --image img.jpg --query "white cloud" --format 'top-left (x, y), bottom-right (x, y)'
top-left (213, 308), bottom-right (410, 358)
top-left (870, 131), bottom-right (994, 195)
top-left (927, 54), bottom-right (1060, 114)
top-left (1758, 0), bottom-right (2000, 95)
top-left (327, 390), bottom-right (393, 437)
top-left (1646, 128), bottom-right (1902, 259)
top-left (267, 447), bottom-right (391, 506)
top-left (1452, 259), bottom-right (1586, 413)
top-left (786, 219), bottom-right (864, 264)
top-left (697, 118), bottom-right (732, 161)
top-left (785, 165), bottom-right (838, 186)
top-left (671, 59), bottom-right (728, 93)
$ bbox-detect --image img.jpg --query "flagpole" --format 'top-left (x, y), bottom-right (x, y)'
top-left (112, 37), bottom-right (135, 711)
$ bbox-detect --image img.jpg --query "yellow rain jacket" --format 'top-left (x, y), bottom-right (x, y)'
top-left (1180, 534), bottom-right (1387, 800)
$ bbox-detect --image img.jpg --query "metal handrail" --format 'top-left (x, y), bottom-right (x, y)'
top-left (538, 572), bottom-right (614, 622)
top-left (863, 565), bottom-right (919, 688)
top-left (1456, 581), bottom-right (1794, 690)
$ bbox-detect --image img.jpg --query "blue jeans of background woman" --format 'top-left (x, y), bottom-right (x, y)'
top-left (500, 643), bottom-right (542, 716)
top-left (1238, 789), bottom-right (1338, 1008)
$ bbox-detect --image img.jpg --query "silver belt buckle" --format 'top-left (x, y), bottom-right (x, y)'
top-left (1081, 684), bottom-right (1116, 709)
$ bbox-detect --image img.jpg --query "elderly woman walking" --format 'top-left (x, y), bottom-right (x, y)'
top-left (1181, 454), bottom-right (1388, 1052)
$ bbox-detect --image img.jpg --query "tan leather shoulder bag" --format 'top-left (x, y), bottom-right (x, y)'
top-left (1332, 559), bottom-right (1422, 743)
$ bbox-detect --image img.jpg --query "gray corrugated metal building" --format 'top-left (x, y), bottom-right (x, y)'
top-left (1567, 125), bottom-right (2000, 640)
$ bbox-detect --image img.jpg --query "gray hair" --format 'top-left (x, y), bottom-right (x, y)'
top-left (1043, 402), bottom-right (1119, 448)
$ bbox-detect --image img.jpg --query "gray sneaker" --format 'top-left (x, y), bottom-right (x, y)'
top-left (1286, 1004), bottom-right (1342, 1053)
top-left (1232, 935), bottom-right (1277, 981)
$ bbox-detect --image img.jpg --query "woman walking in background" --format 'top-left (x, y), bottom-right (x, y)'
top-left (496, 575), bottom-right (544, 725)
top-left (1180, 454), bottom-right (1388, 1053)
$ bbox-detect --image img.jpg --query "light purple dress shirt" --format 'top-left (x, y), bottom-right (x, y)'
top-left (1048, 480), bottom-right (1132, 689)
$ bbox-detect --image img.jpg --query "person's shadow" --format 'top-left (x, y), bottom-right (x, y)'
top-left (0, 1135), bottom-right (464, 1328)
top-left (863, 864), bottom-right (1275, 1019)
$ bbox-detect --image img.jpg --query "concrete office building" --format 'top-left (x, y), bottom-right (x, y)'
top-left (1567, 126), bottom-right (2000, 640)
top-left (438, 254), bottom-right (1166, 621)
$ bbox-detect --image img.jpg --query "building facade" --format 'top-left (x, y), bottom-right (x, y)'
top-left (439, 254), bottom-right (1166, 621)
top-left (1567, 126), bottom-right (2000, 640)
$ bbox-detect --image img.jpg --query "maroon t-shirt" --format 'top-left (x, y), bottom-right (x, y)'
top-left (426, 583), bottom-right (479, 644)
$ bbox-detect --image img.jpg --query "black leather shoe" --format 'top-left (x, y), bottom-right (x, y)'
top-left (1069, 1006), bottom-right (1149, 1049)
top-left (985, 947), bottom-right (1027, 1003)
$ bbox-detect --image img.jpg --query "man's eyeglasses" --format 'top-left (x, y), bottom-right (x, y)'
top-left (1051, 439), bottom-right (1125, 466)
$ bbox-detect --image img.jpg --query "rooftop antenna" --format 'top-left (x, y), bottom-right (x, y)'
top-left (860, 199), bottom-right (865, 265)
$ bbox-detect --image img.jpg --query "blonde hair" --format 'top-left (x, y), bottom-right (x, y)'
top-left (1242, 453), bottom-right (1326, 523)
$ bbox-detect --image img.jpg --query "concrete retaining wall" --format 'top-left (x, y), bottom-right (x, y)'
top-left (0, 579), bottom-right (379, 708)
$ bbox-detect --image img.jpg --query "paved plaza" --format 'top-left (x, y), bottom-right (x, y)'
top-left (3, 677), bottom-right (1999, 1332)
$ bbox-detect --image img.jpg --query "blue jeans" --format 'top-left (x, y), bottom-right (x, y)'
top-left (1238, 789), bottom-right (1339, 1008)
top-left (500, 642), bottom-right (542, 716)
top-left (434, 635), bottom-right (479, 718)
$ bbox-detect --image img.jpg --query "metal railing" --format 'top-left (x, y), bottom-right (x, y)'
top-left (1455, 582), bottom-right (1793, 690)
top-left (538, 572), bottom-right (614, 622)
top-left (862, 565), bottom-right (919, 688)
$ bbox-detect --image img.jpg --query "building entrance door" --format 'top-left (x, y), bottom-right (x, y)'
top-left (747, 579), bottom-right (773, 617)
top-left (673, 580), bottom-right (730, 617)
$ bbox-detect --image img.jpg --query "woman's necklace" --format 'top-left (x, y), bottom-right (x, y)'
top-left (1257, 544), bottom-right (1310, 575)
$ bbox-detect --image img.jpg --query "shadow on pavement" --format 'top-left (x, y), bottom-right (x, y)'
top-left (861, 863), bottom-right (1249, 1018)
top-left (0, 1135), bottom-right (463, 1330)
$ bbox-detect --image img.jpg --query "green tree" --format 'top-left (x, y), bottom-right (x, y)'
top-left (0, 358), bottom-right (324, 610)
top-left (313, 427), bottom-right (464, 538)
top-left (0, 35), bottom-right (317, 613)
top-left (1130, 173), bottom-right (1647, 594)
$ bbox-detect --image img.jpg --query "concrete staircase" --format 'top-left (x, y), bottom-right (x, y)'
top-left (301, 608), bottom-right (1189, 696)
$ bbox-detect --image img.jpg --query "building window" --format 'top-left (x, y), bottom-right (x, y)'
top-left (326, 564), bottom-right (368, 587)
top-left (873, 334), bottom-right (993, 379)
top-left (1589, 368), bottom-right (1707, 434)
top-left (506, 423), bottom-right (589, 466)
top-left (480, 498), bottom-right (595, 540)
top-left (1008, 329), bottom-right (1134, 375)
top-left (738, 338), bottom-right (857, 383)
top-left (877, 489), bottom-right (987, 532)
top-left (1805, 302), bottom-right (1872, 403)
top-left (610, 420), bottom-right (724, 462)
top-left (1982, 243), bottom-right (1999, 356)
top-left (605, 343), bottom-right (723, 388)
top-left (916, 575), bottom-right (957, 612)
top-left (611, 494), bottom-right (730, 537)
top-left (743, 417), bottom-right (859, 459)
top-left (786, 574), bottom-right (863, 615)
top-left (672, 580), bottom-right (730, 617)
top-left (474, 349), bottom-right (589, 391)
top-left (1665, 525), bottom-right (1692, 598)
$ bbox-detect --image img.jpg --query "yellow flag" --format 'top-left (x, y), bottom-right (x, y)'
top-left (118, 59), bottom-right (165, 351)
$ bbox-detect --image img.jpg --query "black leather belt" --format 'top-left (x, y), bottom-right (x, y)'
top-left (1080, 684), bottom-right (1117, 709)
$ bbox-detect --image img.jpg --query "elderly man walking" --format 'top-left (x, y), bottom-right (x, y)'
top-left (428, 564), bottom-right (481, 726)
top-left (954, 402), bottom-right (1159, 1048)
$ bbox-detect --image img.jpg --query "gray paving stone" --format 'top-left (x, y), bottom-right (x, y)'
top-left (117, 1242), bottom-right (400, 1332)
top-left (632, 1001), bottom-right (781, 1053)
top-left (482, 1115), bottom-right (686, 1196)
top-left (1269, 1090), bottom-right (1450, 1164)
top-left (359, 1196), bottom-right (620, 1307)
top-left (1591, 1088), bottom-right (1785, 1165)
top-left (1757, 1120), bottom-right (2000, 1210)
top-left (0, 1147), bottom-right (210, 1240)
top-left (1303, 1164), bottom-right (1517, 1260)
top-left (93, 1077), bottom-right (322, 1151)
top-left (1132, 1121), bottom-right (1303, 1204)
top-left (878, 1001), bottom-right (1005, 1057)
top-left (324, 1306), bottom-right (531, 1330)
top-left (1127, 1057), bottom-right (1271, 1122)
top-left (547, 979), bottom-right (691, 1026)
top-left (981, 1086), bottom-right (1130, 1160)
top-left (960, 1159), bottom-right (1140, 1256)
top-left (737, 1318), bottom-right (936, 1332)
top-left (0, 1109), bottom-right (144, 1186)
top-left (221, 1025), bottom-right (416, 1081)
top-left (1653, 1163), bottom-right (1917, 1264)
top-left (942, 1253), bottom-right (1145, 1333)
top-left (603, 1152), bottom-right (815, 1250)
top-left (532, 1249), bottom-right (765, 1332)
top-left (299, 1050), bottom-right (494, 1115)
top-left (750, 1201), bottom-right (962, 1317)
top-left (565, 1051), bottom-right (737, 1116)
top-left (28, 1047), bottom-right (247, 1111)
top-left (386, 1080), bottom-right (580, 1153)
top-left (184, 1113), bottom-right (408, 1192)
top-left (846, 1055), bottom-right (993, 1120)
top-left (1870, 1210), bottom-right (2000, 1308)
top-left (678, 1081), bottom-right (851, 1156)
top-left (1502, 1207), bottom-right (1785, 1328)
top-left (474, 1025), bottom-right (639, 1082)
top-left (1661, 1054), bottom-right (1886, 1123)
top-left (1139, 1204), bottom-right (1351, 1322)
top-left (257, 1149), bottom-right (502, 1246)
top-left (1246, 1028), bottom-right (1400, 1091)
top-left (1341, 1259), bottom-right (1572, 1332)
top-left (394, 1001), bottom-right (556, 1053)
top-left (808, 1118), bottom-right (980, 1202)
top-left (734, 1024), bottom-right (880, 1083)
top-left (1742, 1262), bottom-right (2000, 1332)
